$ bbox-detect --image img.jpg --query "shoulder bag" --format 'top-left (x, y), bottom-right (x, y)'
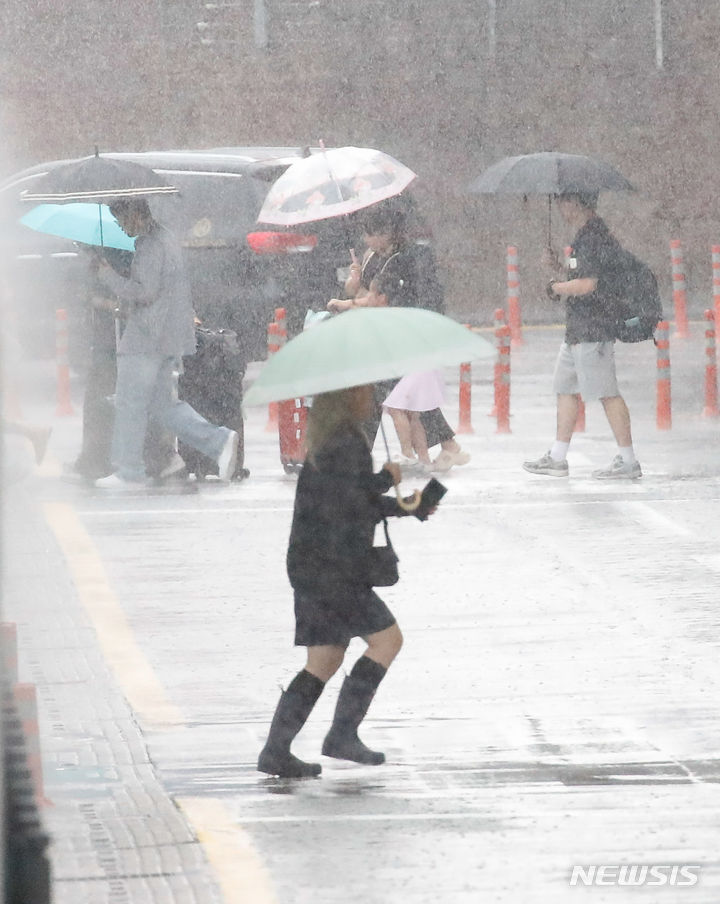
top-left (367, 518), bottom-right (399, 587)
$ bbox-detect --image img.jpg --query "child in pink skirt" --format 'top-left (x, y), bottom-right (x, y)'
top-left (384, 370), bottom-right (445, 472)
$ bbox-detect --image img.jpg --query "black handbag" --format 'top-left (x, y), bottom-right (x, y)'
top-left (367, 518), bottom-right (399, 587)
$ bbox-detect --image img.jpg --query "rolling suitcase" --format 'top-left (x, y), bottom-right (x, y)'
top-left (178, 327), bottom-right (248, 479)
top-left (278, 397), bottom-right (307, 474)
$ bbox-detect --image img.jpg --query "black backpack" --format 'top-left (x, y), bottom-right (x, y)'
top-left (610, 248), bottom-right (663, 343)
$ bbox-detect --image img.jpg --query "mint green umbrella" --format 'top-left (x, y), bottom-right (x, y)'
top-left (243, 307), bottom-right (494, 407)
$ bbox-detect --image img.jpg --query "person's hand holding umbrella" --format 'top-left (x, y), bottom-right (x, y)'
top-left (381, 460), bottom-right (402, 488)
top-left (541, 245), bottom-right (565, 301)
top-left (89, 292), bottom-right (118, 314)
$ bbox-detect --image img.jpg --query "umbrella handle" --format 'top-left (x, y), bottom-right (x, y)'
top-left (547, 194), bottom-right (553, 247)
top-left (379, 420), bottom-right (421, 511)
top-left (395, 488), bottom-right (422, 512)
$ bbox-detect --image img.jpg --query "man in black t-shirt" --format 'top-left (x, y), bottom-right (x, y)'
top-left (523, 192), bottom-right (642, 480)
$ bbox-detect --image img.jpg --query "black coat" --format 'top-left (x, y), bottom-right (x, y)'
top-left (287, 425), bottom-right (406, 593)
top-left (361, 243), bottom-right (445, 313)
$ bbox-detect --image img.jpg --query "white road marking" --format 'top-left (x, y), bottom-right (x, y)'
top-left (226, 812), bottom-right (515, 824)
top-left (620, 501), bottom-right (693, 536)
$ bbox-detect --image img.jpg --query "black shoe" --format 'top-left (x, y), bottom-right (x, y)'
top-left (321, 730), bottom-right (385, 765)
top-left (257, 747), bottom-right (321, 778)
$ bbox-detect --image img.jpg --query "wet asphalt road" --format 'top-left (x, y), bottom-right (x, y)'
top-left (4, 327), bottom-right (720, 903)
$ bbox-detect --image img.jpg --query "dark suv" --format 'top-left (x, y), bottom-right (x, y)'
top-left (0, 147), bottom-right (426, 366)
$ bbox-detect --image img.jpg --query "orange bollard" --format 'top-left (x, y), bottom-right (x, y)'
top-left (506, 245), bottom-right (523, 346)
top-left (55, 308), bottom-right (75, 416)
top-left (575, 399), bottom-right (586, 432)
top-left (1, 622), bottom-right (18, 685)
top-left (488, 308), bottom-right (505, 416)
top-left (712, 246), bottom-right (720, 348)
top-left (495, 324), bottom-right (511, 433)
top-left (669, 240), bottom-right (689, 339)
top-left (274, 307), bottom-right (287, 349)
top-left (702, 309), bottom-right (719, 417)
top-left (655, 320), bottom-right (672, 429)
top-left (265, 322), bottom-right (281, 431)
top-left (457, 325), bottom-right (474, 435)
top-left (12, 683), bottom-right (50, 807)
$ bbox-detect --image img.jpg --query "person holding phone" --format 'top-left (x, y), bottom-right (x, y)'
top-left (327, 203), bottom-right (470, 472)
top-left (257, 384), bottom-right (442, 779)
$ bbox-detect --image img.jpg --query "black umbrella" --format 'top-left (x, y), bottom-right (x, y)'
top-left (20, 151), bottom-right (179, 204)
top-left (468, 151), bottom-right (634, 244)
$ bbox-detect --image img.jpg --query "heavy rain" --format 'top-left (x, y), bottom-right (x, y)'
top-left (1, 2), bottom-right (719, 902)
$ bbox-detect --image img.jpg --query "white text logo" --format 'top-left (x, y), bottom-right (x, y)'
top-left (569, 864), bottom-right (701, 887)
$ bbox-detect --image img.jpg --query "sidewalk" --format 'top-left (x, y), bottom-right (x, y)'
top-left (3, 480), bottom-right (223, 903)
top-left (3, 322), bottom-right (720, 903)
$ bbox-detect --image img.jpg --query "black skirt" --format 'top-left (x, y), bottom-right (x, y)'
top-left (293, 584), bottom-right (396, 647)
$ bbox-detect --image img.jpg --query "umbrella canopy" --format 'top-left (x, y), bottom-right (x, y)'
top-left (468, 152), bottom-right (634, 244)
top-left (20, 203), bottom-right (136, 251)
top-left (468, 152), bottom-right (634, 196)
top-left (20, 153), bottom-right (179, 204)
top-left (243, 307), bottom-right (494, 407)
top-left (257, 146), bottom-right (416, 227)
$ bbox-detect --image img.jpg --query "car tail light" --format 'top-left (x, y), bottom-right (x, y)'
top-left (246, 232), bottom-right (318, 254)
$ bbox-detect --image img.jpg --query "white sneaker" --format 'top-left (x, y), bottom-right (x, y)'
top-left (217, 431), bottom-right (239, 481)
top-left (158, 453), bottom-right (186, 480)
top-left (94, 473), bottom-right (146, 490)
top-left (393, 455), bottom-right (423, 475)
top-left (432, 448), bottom-right (471, 472)
top-left (522, 451), bottom-right (569, 477)
top-left (592, 455), bottom-right (642, 480)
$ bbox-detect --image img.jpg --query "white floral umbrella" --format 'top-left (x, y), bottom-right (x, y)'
top-left (257, 146), bottom-right (416, 227)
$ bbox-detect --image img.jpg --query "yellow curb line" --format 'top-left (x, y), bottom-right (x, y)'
top-left (178, 797), bottom-right (279, 904)
top-left (42, 501), bottom-right (277, 902)
top-left (43, 501), bottom-right (184, 726)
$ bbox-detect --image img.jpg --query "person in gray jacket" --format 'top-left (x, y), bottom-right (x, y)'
top-left (93, 198), bottom-right (238, 489)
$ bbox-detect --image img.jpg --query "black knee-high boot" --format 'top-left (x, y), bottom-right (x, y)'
top-left (322, 656), bottom-right (387, 765)
top-left (257, 670), bottom-right (325, 777)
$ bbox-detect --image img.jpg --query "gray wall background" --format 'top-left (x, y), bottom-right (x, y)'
top-left (2, 0), bottom-right (719, 323)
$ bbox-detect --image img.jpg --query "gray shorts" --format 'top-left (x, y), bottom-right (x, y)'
top-left (552, 341), bottom-right (620, 401)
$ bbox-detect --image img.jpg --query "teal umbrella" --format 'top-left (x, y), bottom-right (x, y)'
top-left (20, 202), bottom-right (136, 251)
top-left (243, 307), bottom-right (495, 407)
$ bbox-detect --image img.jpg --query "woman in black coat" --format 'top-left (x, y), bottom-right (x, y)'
top-left (258, 384), bottom-right (436, 778)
